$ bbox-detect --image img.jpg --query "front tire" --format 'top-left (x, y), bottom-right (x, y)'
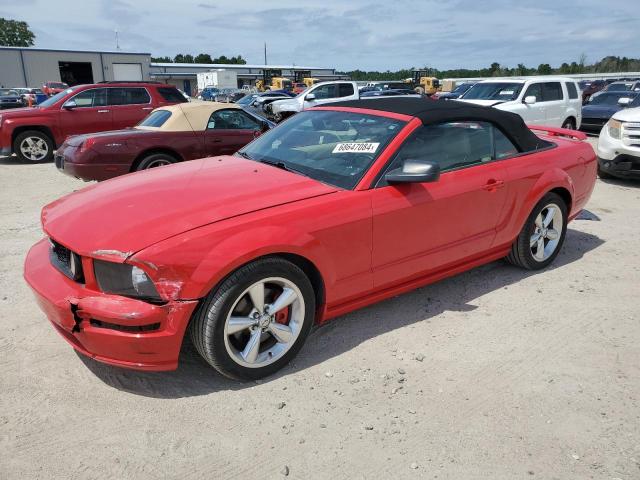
top-left (506, 192), bottom-right (568, 270)
top-left (190, 257), bottom-right (316, 381)
top-left (13, 130), bottom-right (54, 162)
top-left (562, 118), bottom-right (576, 130)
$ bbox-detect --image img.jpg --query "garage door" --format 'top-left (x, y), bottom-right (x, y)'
top-left (112, 63), bottom-right (143, 81)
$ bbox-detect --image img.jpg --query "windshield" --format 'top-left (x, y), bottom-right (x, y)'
top-left (461, 82), bottom-right (523, 101)
top-left (589, 92), bottom-right (639, 106)
top-left (452, 83), bottom-right (473, 94)
top-left (607, 83), bottom-right (633, 92)
top-left (38, 88), bottom-right (77, 107)
top-left (236, 94), bottom-right (257, 105)
top-left (237, 110), bottom-right (406, 189)
top-left (0, 89), bottom-right (18, 95)
top-left (48, 82), bottom-right (67, 89)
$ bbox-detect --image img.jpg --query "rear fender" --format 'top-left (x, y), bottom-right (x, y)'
top-left (508, 167), bottom-right (575, 243)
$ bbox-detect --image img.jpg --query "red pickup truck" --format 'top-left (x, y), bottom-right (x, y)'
top-left (0, 82), bottom-right (187, 162)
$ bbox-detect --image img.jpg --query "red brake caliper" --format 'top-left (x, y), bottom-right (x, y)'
top-left (272, 291), bottom-right (290, 325)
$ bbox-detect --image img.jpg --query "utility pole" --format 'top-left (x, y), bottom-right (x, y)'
top-left (115, 29), bottom-right (120, 50)
top-left (264, 42), bottom-right (267, 65)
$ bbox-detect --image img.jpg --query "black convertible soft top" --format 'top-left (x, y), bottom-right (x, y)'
top-left (328, 97), bottom-right (550, 152)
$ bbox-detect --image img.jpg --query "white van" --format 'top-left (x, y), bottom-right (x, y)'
top-left (457, 77), bottom-right (582, 129)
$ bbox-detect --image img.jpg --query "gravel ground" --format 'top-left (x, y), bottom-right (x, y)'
top-left (1, 138), bottom-right (639, 480)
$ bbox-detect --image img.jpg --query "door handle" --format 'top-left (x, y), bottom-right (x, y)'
top-left (483, 179), bottom-right (505, 191)
top-left (142, 107), bottom-right (153, 110)
top-left (97, 110), bottom-right (110, 113)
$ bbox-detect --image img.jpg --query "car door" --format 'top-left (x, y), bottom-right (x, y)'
top-left (370, 121), bottom-right (513, 289)
top-left (108, 87), bottom-right (154, 130)
top-left (519, 82), bottom-right (547, 125)
top-left (59, 87), bottom-right (111, 137)
top-left (203, 108), bottom-right (262, 156)
top-left (541, 82), bottom-right (565, 127)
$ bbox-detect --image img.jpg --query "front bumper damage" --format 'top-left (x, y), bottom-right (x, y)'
top-left (24, 238), bottom-right (198, 371)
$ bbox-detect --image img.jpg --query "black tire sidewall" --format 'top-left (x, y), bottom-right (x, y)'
top-left (191, 258), bottom-right (315, 381)
top-left (136, 153), bottom-right (176, 171)
top-left (13, 130), bottom-right (54, 162)
top-left (519, 193), bottom-right (568, 269)
top-left (562, 118), bottom-right (575, 130)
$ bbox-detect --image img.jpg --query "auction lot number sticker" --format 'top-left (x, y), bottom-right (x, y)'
top-left (332, 142), bottom-right (380, 154)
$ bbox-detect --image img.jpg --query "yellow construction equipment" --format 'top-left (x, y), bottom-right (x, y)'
top-left (303, 77), bottom-right (319, 88)
top-left (409, 70), bottom-right (441, 95)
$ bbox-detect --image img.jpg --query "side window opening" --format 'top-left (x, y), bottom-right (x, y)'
top-left (378, 121), bottom-right (519, 186)
top-left (207, 109), bottom-right (260, 130)
top-left (565, 82), bottom-right (578, 100)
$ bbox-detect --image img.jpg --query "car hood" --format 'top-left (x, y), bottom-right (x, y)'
top-left (611, 106), bottom-right (640, 122)
top-left (581, 105), bottom-right (620, 118)
top-left (271, 98), bottom-right (299, 107)
top-left (41, 156), bottom-right (338, 258)
top-left (64, 128), bottom-right (152, 147)
top-left (0, 106), bottom-right (49, 117)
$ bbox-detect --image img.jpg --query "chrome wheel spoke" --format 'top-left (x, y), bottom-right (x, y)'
top-left (248, 282), bottom-right (265, 314)
top-left (268, 323), bottom-right (293, 344)
top-left (542, 207), bottom-right (556, 228)
top-left (534, 214), bottom-right (543, 228)
top-left (268, 287), bottom-right (297, 314)
top-left (530, 232), bottom-right (542, 247)
top-left (545, 228), bottom-right (559, 240)
top-left (534, 237), bottom-right (545, 260)
top-left (241, 330), bottom-right (262, 363)
top-left (227, 316), bottom-right (255, 335)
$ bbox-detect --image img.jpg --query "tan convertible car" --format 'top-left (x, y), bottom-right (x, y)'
top-left (55, 102), bottom-right (274, 181)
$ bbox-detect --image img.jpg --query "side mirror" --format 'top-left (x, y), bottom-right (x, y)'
top-left (306, 93), bottom-right (316, 101)
top-left (524, 95), bottom-right (537, 105)
top-left (385, 160), bottom-right (440, 184)
top-left (62, 100), bottom-right (77, 109)
top-left (618, 97), bottom-right (632, 106)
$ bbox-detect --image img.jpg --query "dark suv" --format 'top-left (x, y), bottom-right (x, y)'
top-left (0, 81), bottom-right (187, 162)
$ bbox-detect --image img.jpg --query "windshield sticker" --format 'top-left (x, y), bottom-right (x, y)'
top-left (332, 142), bottom-right (380, 154)
top-left (499, 90), bottom-right (514, 95)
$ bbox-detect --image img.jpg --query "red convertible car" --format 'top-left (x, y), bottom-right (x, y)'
top-left (55, 102), bottom-right (274, 181)
top-left (24, 98), bottom-right (597, 380)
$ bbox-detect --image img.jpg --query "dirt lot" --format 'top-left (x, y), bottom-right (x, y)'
top-left (1, 138), bottom-right (639, 480)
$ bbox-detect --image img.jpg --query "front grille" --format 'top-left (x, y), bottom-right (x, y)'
top-left (623, 123), bottom-right (640, 147)
top-left (49, 239), bottom-right (84, 282)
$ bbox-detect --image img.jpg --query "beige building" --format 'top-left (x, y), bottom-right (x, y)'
top-left (0, 47), bottom-right (151, 88)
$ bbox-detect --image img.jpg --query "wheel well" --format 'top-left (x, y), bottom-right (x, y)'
top-left (130, 148), bottom-right (182, 172)
top-left (563, 116), bottom-right (576, 126)
top-left (12, 126), bottom-right (56, 148)
top-left (549, 187), bottom-right (572, 212)
top-left (276, 253), bottom-right (326, 316)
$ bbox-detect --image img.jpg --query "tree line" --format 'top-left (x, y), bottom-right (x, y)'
top-left (340, 56), bottom-right (640, 81)
top-left (151, 53), bottom-right (247, 64)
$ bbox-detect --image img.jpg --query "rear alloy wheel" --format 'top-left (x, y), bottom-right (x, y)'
top-left (13, 130), bottom-right (54, 162)
top-left (562, 118), bottom-right (576, 130)
top-left (135, 153), bottom-right (176, 171)
top-left (190, 258), bottom-right (315, 380)
top-left (506, 192), bottom-right (567, 270)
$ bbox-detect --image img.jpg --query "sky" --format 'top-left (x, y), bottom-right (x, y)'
top-left (1, 0), bottom-right (639, 71)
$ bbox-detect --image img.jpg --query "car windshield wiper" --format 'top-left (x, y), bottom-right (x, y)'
top-left (260, 159), bottom-right (309, 178)
top-left (236, 151), bottom-right (253, 160)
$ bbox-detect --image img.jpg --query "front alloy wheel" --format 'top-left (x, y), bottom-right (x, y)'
top-left (190, 257), bottom-right (315, 380)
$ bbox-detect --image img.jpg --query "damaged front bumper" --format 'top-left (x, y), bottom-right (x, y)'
top-left (24, 238), bottom-right (199, 371)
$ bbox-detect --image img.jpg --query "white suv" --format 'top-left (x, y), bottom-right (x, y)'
top-left (597, 106), bottom-right (640, 180)
top-left (458, 77), bottom-right (582, 129)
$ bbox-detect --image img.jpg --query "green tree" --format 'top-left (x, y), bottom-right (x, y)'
top-left (194, 53), bottom-right (213, 63)
top-left (173, 53), bottom-right (194, 63)
top-left (0, 18), bottom-right (35, 47)
top-left (537, 63), bottom-right (552, 75)
top-left (151, 56), bottom-right (172, 63)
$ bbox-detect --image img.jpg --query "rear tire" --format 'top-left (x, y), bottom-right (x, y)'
top-left (13, 130), bottom-right (54, 162)
top-left (135, 152), bottom-right (177, 171)
top-left (562, 118), bottom-right (576, 130)
top-left (506, 192), bottom-right (567, 270)
top-left (190, 257), bottom-right (316, 381)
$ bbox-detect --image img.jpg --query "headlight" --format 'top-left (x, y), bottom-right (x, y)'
top-left (93, 260), bottom-right (161, 301)
top-left (608, 119), bottom-right (622, 139)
